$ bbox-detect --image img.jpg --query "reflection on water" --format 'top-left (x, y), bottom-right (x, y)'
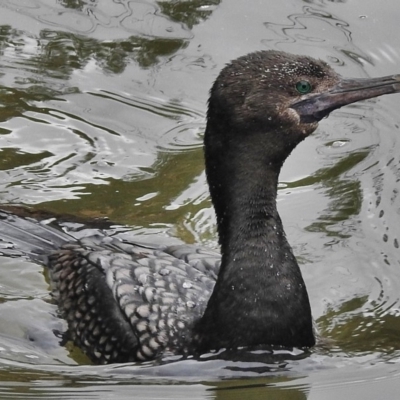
top-left (0, 26), bottom-right (186, 78)
top-left (158, 0), bottom-right (221, 29)
top-left (1, 0), bottom-right (400, 398)
top-left (263, 6), bottom-right (351, 45)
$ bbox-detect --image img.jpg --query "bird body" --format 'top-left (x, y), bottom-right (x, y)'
top-left (1, 50), bottom-right (400, 364)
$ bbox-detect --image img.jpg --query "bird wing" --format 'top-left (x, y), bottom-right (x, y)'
top-left (48, 237), bottom-right (218, 363)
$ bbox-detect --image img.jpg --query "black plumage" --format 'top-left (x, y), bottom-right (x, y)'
top-left (1, 50), bottom-right (400, 363)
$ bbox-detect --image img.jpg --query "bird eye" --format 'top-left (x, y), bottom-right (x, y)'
top-left (295, 80), bottom-right (312, 94)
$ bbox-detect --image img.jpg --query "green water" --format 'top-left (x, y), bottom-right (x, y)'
top-left (1, 0), bottom-right (400, 398)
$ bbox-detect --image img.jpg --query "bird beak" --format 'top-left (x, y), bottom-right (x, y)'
top-left (291, 74), bottom-right (400, 123)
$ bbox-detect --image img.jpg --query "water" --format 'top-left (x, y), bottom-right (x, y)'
top-left (1, 0), bottom-right (400, 398)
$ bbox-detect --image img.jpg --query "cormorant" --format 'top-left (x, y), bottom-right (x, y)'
top-left (0, 50), bottom-right (399, 364)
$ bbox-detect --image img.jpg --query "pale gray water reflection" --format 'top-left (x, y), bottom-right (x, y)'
top-left (263, 6), bottom-right (351, 46)
top-left (1, 0), bottom-right (400, 398)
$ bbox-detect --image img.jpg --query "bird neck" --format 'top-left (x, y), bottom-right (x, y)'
top-left (205, 126), bottom-right (295, 256)
top-left (196, 126), bottom-right (315, 351)
top-left (216, 160), bottom-right (284, 258)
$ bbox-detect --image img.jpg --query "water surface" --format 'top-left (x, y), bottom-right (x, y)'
top-left (1, 0), bottom-right (400, 398)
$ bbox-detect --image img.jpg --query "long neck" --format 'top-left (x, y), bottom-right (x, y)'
top-left (195, 127), bottom-right (315, 351)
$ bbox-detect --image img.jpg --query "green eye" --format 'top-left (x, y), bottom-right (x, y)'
top-left (295, 80), bottom-right (312, 94)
